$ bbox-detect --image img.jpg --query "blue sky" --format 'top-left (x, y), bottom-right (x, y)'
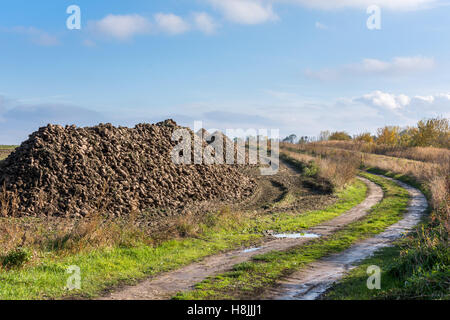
top-left (1, 0), bottom-right (450, 144)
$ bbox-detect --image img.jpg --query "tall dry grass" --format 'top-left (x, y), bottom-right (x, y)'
top-left (0, 211), bottom-right (150, 262)
top-left (0, 185), bottom-right (151, 268)
top-left (280, 146), bottom-right (359, 190)
top-left (282, 142), bottom-right (449, 234)
top-left (313, 141), bottom-right (450, 164)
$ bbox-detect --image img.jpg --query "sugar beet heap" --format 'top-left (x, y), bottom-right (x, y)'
top-left (0, 120), bottom-right (255, 217)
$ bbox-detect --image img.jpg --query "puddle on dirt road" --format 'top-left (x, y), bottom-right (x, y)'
top-left (270, 177), bottom-right (427, 300)
top-left (273, 233), bottom-right (320, 239)
top-left (241, 247), bottom-right (263, 253)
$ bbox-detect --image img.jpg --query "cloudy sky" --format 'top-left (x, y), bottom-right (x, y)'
top-left (1, 0), bottom-right (450, 144)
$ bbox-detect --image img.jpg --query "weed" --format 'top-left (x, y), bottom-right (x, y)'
top-left (1, 247), bottom-right (32, 269)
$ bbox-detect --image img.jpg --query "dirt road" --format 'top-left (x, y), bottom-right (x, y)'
top-left (263, 176), bottom-right (428, 300)
top-left (100, 176), bottom-right (383, 300)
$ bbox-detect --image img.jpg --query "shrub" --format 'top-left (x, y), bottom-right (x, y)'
top-left (354, 132), bottom-right (374, 144)
top-left (303, 161), bottom-right (319, 177)
top-left (1, 247), bottom-right (32, 269)
top-left (329, 131), bottom-right (352, 141)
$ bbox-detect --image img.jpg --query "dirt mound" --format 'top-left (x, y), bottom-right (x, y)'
top-left (0, 120), bottom-right (256, 217)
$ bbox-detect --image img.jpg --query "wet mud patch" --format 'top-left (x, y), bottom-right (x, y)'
top-left (273, 233), bottom-right (321, 239)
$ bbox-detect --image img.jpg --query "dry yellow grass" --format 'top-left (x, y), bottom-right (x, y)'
top-left (0, 213), bottom-right (150, 262)
top-left (0, 184), bottom-right (151, 267)
top-left (312, 141), bottom-right (450, 164)
top-left (281, 147), bottom-right (359, 190)
top-left (282, 142), bottom-right (449, 233)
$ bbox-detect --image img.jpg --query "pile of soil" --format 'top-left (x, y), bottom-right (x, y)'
top-left (0, 120), bottom-right (256, 217)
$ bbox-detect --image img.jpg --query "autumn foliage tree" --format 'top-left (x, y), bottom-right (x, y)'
top-left (329, 131), bottom-right (352, 141)
top-left (354, 132), bottom-right (374, 144)
top-left (410, 118), bottom-right (450, 148)
top-left (376, 126), bottom-right (400, 146)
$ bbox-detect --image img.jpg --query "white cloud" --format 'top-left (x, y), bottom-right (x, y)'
top-left (414, 95), bottom-right (435, 103)
top-left (359, 91), bottom-right (411, 110)
top-left (9, 26), bottom-right (59, 46)
top-left (352, 58), bottom-right (391, 73)
top-left (154, 13), bottom-right (190, 35)
top-left (389, 56), bottom-right (435, 71)
top-left (436, 93), bottom-right (450, 100)
top-left (91, 14), bottom-right (151, 40)
top-left (351, 56), bottom-right (435, 75)
top-left (397, 94), bottom-right (412, 107)
top-left (193, 12), bottom-right (218, 34)
top-left (315, 22), bottom-right (328, 29)
top-left (306, 56), bottom-right (435, 80)
top-left (277, 0), bottom-right (439, 11)
top-left (208, 0), bottom-right (278, 24)
top-left (355, 91), bottom-right (450, 121)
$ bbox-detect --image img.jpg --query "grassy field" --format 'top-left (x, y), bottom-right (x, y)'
top-left (0, 178), bottom-right (367, 299)
top-left (0, 145), bottom-right (16, 161)
top-left (173, 172), bottom-right (410, 300)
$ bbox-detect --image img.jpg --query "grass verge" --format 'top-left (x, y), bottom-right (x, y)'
top-left (324, 168), bottom-right (449, 300)
top-left (0, 179), bottom-right (367, 300)
top-left (173, 172), bottom-right (410, 300)
top-left (322, 242), bottom-right (449, 300)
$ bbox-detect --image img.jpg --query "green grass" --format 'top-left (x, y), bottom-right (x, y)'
top-left (365, 167), bottom-right (431, 199)
top-left (322, 243), bottom-right (449, 300)
top-left (324, 168), bottom-right (449, 300)
top-left (0, 179), bottom-right (368, 300)
top-left (323, 246), bottom-right (404, 300)
top-left (173, 172), bottom-right (411, 300)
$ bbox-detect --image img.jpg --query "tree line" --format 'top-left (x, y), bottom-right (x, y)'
top-left (283, 117), bottom-right (449, 148)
